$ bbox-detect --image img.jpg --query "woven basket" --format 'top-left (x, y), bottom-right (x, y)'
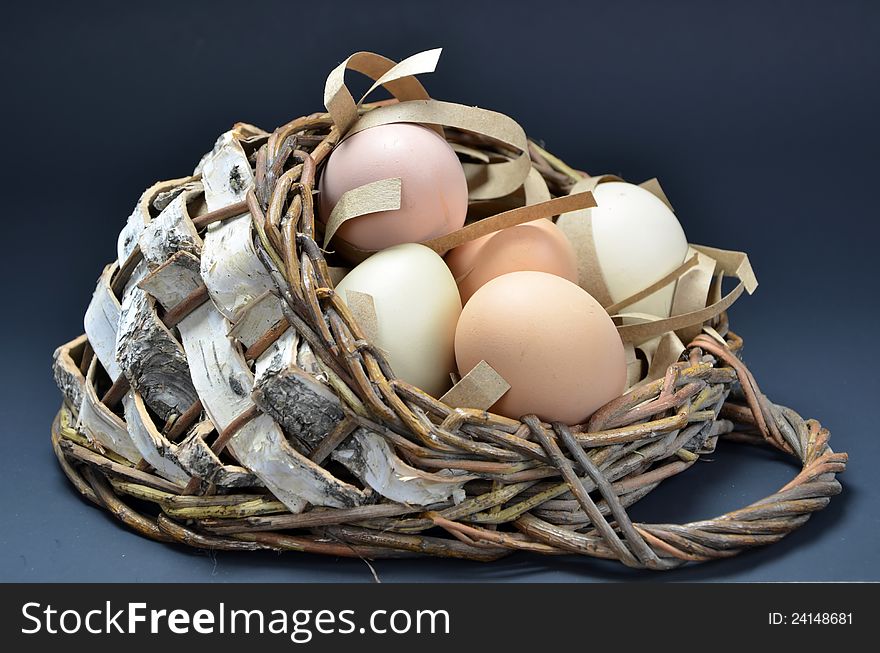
top-left (51, 51), bottom-right (847, 570)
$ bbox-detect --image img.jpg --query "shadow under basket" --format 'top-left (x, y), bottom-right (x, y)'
top-left (51, 114), bottom-right (847, 571)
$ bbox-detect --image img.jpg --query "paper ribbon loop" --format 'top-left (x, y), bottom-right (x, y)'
top-left (324, 49), bottom-right (439, 135)
top-left (614, 245), bottom-right (757, 344)
top-left (322, 49), bottom-right (539, 253)
top-left (347, 99), bottom-right (531, 201)
top-left (605, 254), bottom-right (700, 316)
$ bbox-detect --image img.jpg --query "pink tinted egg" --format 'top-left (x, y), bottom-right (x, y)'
top-left (318, 123), bottom-right (468, 252)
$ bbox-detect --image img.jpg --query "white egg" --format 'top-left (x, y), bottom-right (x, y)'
top-left (335, 243), bottom-right (462, 397)
top-left (561, 181), bottom-right (689, 318)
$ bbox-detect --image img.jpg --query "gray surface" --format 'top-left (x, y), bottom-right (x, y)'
top-left (1, 0), bottom-right (878, 582)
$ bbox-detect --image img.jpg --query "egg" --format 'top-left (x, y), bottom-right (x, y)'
top-left (558, 181), bottom-right (689, 318)
top-left (335, 243), bottom-right (462, 397)
top-left (445, 219), bottom-right (578, 303)
top-left (455, 271), bottom-right (626, 425)
top-left (318, 123), bottom-right (468, 252)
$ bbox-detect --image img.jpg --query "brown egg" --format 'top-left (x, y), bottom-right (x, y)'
top-left (455, 271), bottom-right (626, 425)
top-left (445, 219), bottom-right (578, 303)
top-left (318, 123), bottom-right (468, 252)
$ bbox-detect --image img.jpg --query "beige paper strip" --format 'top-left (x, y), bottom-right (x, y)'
top-left (555, 175), bottom-right (623, 308)
top-left (440, 360), bottom-right (510, 410)
top-left (566, 173), bottom-right (625, 193)
top-left (691, 244), bottom-right (758, 294)
top-left (450, 142), bottom-right (491, 163)
top-left (639, 177), bottom-right (674, 212)
top-left (623, 342), bottom-right (643, 390)
top-left (702, 324), bottom-right (729, 347)
top-left (643, 332), bottom-right (686, 383)
top-left (614, 246), bottom-right (755, 344)
top-left (462, 158), bottom-right (532, 201)
top-left (324, 51), bottom-right (433, 134)
top-left (323, 177), bottom-right (401, 249)
top-left (670, 247), bottom-right (717, 343)
top-left (556, 211), bottom-right (613, 307)
top-left (359, 48), bottom-right (442, 104)
top-left (327, 266), bottom-right (349, 287)
top-left (345, 290), bottom-right (381, 345)
top-left (347, 99), bottom-right (531, 200)
top-left (633, 336), bottom-right (660, 387)
top-left (708, 270), bottom-right (723, 307)
top-left (422, 191), bottom-right (596, 255)
top-left (605, 254), bottom-right (700, 315)
top-left (523, 166), bottom-right (552, 205)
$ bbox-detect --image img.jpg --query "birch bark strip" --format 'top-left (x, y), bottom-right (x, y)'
top-left (141, 253), bottom-right (365, 512)
top-left (200, 131), bottom-right (273, 319)
top-left (116, 177), bottom-right (195, 267)
top-left (333, 430), bottom-right (472, 505)
top-left (53, 334), bottom-right (88, 410)
top-left (175, 421), bottom-right (259, 488)
top-left (122, 391), bottom-right (192, 483)
top-left (83, 263), bottom-right (123, 381)
top-left (115, 261), bottom-right (198, 421)
top-left (139, 181), bottom-right (205, 265)
top-left (77, 358), bottom-right (141, 463)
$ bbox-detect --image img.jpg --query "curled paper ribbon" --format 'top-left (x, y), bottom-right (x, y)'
top-left (347, 100), bottom-right (531, 201)
top-left (344, 289), bottom-right (381, 345)
top-left (613, 245), bottom-right (757, 344)
top-left (321, 48), bottom-right (542, 253)
top-left (670, 247), bottom-right (717, 343)
top-left (557, 175), bottom-right (757, 346)
top-left (324, 49), bottom-right (440, 136)
top-left (643, 332), bottom-right (686, 385)
top-left (322, 178), bottom-right (402, 249)
top-left (423, 191), bottom-right (596, 256)
top-left (605, 254), bottom-right (700, 316)
top-left (556, 174), bottom-right (625, 308)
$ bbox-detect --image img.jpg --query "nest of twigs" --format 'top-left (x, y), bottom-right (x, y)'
top-left (51, 51), bottom-right (846, 570)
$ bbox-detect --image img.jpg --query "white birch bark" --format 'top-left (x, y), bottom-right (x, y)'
top-left (175, 421), bottom-right (259, 488)
top-left (227, 290), bottom-right (285, 348)
top-left (139, 181), bottom-right (205, 265)
top-left (76, 358), bottom-right (141, 463)
top-left (115, 261), bottom-right (198, 421)
top-left (141, 252), bottom-right (365, 512)
top-left (199, 131), bottom-right (274, 319)
top-left (333, 430), bottom-right (471, 505)
top-left (122, 391), bottom-right (191, 483)
top-left (53, 334), bottom-right (88, 410)
top-left (82, 263), bottom-right (122, 381)
top-left (116, 177), bottom-right (195, 267)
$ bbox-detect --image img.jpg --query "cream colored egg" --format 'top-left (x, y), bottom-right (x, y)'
top-left (335, 243), bottom-right (462, 397)
top-left (559, 181), bottom-right (689, 318)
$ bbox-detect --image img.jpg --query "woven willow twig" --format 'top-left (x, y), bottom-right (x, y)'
top-left (51, 109), bottom-right (846, 570)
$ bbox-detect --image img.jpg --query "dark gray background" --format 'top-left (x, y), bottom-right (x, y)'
top-left (1, 0), bottom-right (877, 582)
